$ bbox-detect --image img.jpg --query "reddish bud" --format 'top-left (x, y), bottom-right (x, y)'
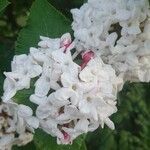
top-left (62, 130), bottom-right (71, 141)
top-left (80, 51), bottom-right (95, 70)
top-left (60, 39), bottom-right (72, 53)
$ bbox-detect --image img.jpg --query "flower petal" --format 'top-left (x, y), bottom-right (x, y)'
top-left (18, 105), bottom-right (33, 118)
top-left (35, 76), bottom-right (51, 97)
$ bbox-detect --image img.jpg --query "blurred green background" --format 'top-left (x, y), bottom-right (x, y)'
top-left (0, 0), bottom-right (150, 150)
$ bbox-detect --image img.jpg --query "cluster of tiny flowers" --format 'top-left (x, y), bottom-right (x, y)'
top-left (71, 0), bottom-right (150, 82)
top-left (1, 33), bottom-right (123, 145)
top-left (0, 102), bottom-right (38, 149)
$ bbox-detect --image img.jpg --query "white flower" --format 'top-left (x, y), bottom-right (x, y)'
top-left (2, 54), bottom-right (43, 102)
top-left (12, 54), bottom-right (42, 78)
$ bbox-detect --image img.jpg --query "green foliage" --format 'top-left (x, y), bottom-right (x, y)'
top-left (49, 0), bottom-right (86, 20)
top-left (0, 0), bottom-right (10, 12)
top-left (0, 41), bottom-right (14, 72)
top-left (12, 142), bottom-right (36, 150)
top-left (16, 0), bottom-right (72, 54)
top-left (0, 73), bottom-right (4, 97)
top-left (0, 0), bottom-right (32, 38)
top-left (0, 41), bottom-right (14, 97)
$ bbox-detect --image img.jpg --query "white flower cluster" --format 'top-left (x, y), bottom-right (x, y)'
top-left (1, 0), bottom-right (150, 148)
top-left (71, 0), bottom-right (150, 82)
top-left (0, 102), bottom-right (38, 149)
top-left (1, 33), bottom-right (122, 145)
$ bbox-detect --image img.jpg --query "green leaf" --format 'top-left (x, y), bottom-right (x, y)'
top-left (0, 41), bottom-right (14, 98)
top-left (0, 73), bottom-right (4, 98)
top-left (12, 142), bottom-right (36, 150)
top-left (80, 142), bottom-right (87, 150)
top-left (49, 0), bottom-right (85, 20)
top-left (0, 0), bottom-right (10, 12)
top-left (34, 129), bottom-right (86, 150)
top-left (15, 0), bottom-right (72, 54)
top-left (0, 41), bottom-right (14, 72)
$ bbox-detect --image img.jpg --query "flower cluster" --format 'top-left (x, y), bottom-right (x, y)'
top-left (71, 0), bottom-right (150, 82)
top-left (0, 102), bottom-right (38, 149)
top-left (1, 33), bottom-right (122, 145)
top-left (0, 0), bottom-right (150, 148)
top-left (35, 53), bottom-right (123, 144)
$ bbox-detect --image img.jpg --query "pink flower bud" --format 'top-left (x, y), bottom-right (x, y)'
top-left (60, 37), bottom-right (72, 53)
top-left (80, 51), bottom-right (95, 70)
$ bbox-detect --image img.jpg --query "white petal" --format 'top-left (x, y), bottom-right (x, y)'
top-left (127, 24), bottom-right (141, 35)
top-left (2, 78), bottom-right (16, 102)
top-left (104, 118), bottom-right (115, 130)
top-left (48, 92), bottom-right (70, 107)
top-left (27, 64), bottom-right (42, 78)
top-left (75, 119), bottom-right (89, 133)
top-left (126, 53), bottom-right (139, 66)
top-left (16, 76), bottom-right (31, 90)
top-left (11, 54), bottom-right (28, 72)
top-left (17, 117), bottom-right (26, 134)
top-left (116, 9), bottom-right (131, 20)
top-left (78, 99), bottom-right (90, 114)
top-left (17, 133), bottom-right (33, 146)
top-left (79, 67), bottom-right (95, 82)
top-left (36, 103), bottom-right (59, 119)
top-left (90, 106), bottom-right (98, 121)
top-left (106, 32), bottom-right (118, 46)
top-left (31, 51), bottom-right (49, 63)
top-left (26, 116), bottom-right (39, 129)
top-left (56, 114), bottom-right (71, 122)
top-left (18, 105), bottom-right (33, 117)
top-left (88, 121), bottom-right (99, 132)
top-left (61, 73), bottom-right (75, 87)
top-left (54, 88), bottom-right (74, 101)
top-left (0, 134), bottom-right (14, 146)
top-left (30, 94), bottom-right (47, 105)
top-left (35, 76), bottom-right (51, 97)
top-left (29, 47), bottom-right (39, 54)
